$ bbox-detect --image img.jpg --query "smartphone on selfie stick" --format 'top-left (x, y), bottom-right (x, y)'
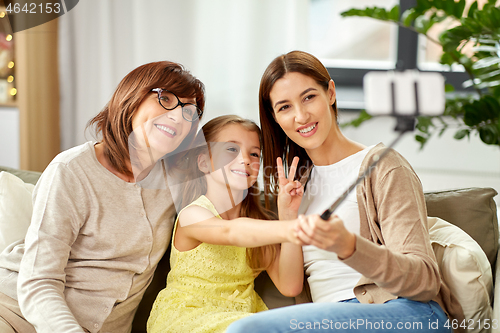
top-left (319, 70), bottom-right (445, 221)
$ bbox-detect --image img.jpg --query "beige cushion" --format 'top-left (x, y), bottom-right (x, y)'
top-left (425, 188), bottom-right (498, 270)
top-left (428, 217), bottom-right (493, 331)
top-left (0, 171), bottom-right (34, 252)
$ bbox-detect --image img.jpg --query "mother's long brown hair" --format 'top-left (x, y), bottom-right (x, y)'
top-left (259, 50), bottom-right (337, 208)
top-left (178, 115), bottom-right (278, 275)
top-left (87, 61), bottom-right (205, 179)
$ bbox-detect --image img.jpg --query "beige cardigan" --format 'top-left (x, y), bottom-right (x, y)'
top-left (0, 142), bottom-right (176, 333)
top-left (297, 143), bottom-right (465, 330)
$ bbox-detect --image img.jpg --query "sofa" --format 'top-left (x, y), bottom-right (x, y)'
top-left (0, 165), bottom-right (499, 333)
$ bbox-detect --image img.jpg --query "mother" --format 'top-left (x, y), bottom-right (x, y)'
top-left (227, 51), bottom-right (464, 332)
top-left (0, 61), bottom-right (204, 333)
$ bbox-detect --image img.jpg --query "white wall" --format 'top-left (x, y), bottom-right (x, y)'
top-left (56, 0), bottom-right (500, 208)
top-left (58, 0), bottom-right (310, 149)
top-left (0, 107), bottom-right (20, 169)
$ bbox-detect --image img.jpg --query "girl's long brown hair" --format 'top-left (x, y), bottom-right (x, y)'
top-left (259, 50), bottom-right (337, 209)
top-left (178, 115), bottom-right (278, 276)
top-left (87, 61), bottom-right (205, 178)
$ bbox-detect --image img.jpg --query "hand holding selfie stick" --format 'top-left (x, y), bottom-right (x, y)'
top-left (320, 70), bottom-right (445, 221)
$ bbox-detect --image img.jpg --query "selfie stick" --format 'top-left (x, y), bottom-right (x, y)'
top-left (319, 77), bottom-right (421, 221)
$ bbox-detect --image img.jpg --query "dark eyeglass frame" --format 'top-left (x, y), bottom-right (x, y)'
top-left (151, 88), bottom-right (203, 122)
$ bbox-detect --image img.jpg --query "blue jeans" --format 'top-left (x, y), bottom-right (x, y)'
top-left (226, 298), bottom-right (451, 333)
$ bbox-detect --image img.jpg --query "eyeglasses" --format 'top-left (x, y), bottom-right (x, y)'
top-left (151, 88), bottom-right (203, 122)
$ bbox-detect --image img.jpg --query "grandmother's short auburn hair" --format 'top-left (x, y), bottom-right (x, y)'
top-left (87, 61), bottom-right (205, 178)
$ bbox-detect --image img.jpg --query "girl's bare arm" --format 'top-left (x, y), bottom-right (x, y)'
top-left (175, 205), bottom-right (299, 250)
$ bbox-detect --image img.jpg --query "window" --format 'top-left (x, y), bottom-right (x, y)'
top-left (309, 0), bottom-right (399, 69)
top-left (306, 0), bottom-right (470, 110)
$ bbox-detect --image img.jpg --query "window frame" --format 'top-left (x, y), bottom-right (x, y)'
top-left (327, 0), bottom-right (470, 111)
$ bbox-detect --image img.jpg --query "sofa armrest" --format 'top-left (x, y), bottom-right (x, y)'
top-left (493, 209), bottom-right (500, 333)
top-left (493, 258), bottom-right (500, 333)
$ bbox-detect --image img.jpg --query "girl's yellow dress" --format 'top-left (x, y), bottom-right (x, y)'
top-left (147, 195), bottom-right (268, 333)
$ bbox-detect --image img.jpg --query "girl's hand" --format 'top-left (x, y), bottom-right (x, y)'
top-left (277, 156), bottom-right (304, 220)
top-left (295, 214), bottom-right (356, 259)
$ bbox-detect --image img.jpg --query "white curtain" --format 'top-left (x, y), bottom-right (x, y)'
top-left (58, 0), bottom-right (309, 150)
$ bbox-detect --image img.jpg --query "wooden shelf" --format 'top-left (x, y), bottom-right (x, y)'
top-left (0, 7), bottom-right (60, 171)
top-left (0, 101), bottom-right (17, 107)
top-left (15, 19), bottom-right (59, 171)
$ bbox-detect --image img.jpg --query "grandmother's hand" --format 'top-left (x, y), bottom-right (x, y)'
top-left (296, 214), bottom-right (356, 259)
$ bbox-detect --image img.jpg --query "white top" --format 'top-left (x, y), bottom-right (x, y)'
top-left (0, 142), bottom-right (176, 333)
top-left (299, 145), bottom-right (374, 303)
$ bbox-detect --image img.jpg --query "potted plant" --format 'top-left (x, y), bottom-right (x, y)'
top-left (341, 0), bottom-right (500, 148)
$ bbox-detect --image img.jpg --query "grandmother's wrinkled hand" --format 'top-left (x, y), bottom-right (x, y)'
top-left (295, 214), bottom-right (356, 259)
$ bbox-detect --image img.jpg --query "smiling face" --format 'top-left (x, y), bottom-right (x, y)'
top-left (269, 72), bottom-right (337, 154)
top-left (201, 124), bottom-right (261, 191)
top-left (131, 92), bottom-right (194, 160)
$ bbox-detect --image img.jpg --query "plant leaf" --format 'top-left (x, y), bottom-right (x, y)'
top-left (454, 128), bottom-right (470, 140)
top-left (491, 85), bottom-right (500, 98)
top-left (415, 134), bottom-right (428, 149)
top-left (472, 56), bottom-right (500, 69)
top-left (341, 7), bottom-right (398, 22)
top-left (479, 124), bottom-right (499, 144)
top-left (477, 69), bottom-right (500, 81)
top-left (473, 45), bottom-right (499, 52)
top-left (463, 103), bottom-right (482, 126)
top-left (468, 1), bottom-right (478, 19)
top-left (480, 5), bottom-right (500, 30)
top-left (445, 83), bottom-right (455, 92)
top-left (444, 0), bottom-right (458, 18)
top-left (477, 80), bottom-right (500, 89)
top-left (339, 110), bottom-right (373, 129)
top-left (482, 95), bottom-right (500, 118)
top-left (416, 0), bottom-right (433, 12)
top-left (415, 15), bottom-right (435, 34)
top-left (416, 116), bottom-right (434, 133)
top-left (389, 5), bottom-right (400, 21)
top-left (455, 0), bottom-right (467, 18)
top-left (440, 25), bottom-right (473, 52)
top-left (489, 6), bottom-right (500, 27)
top-left (460, 17), bottom-right (483, 34)
top-left (402, 8), bottom-right (419, 26)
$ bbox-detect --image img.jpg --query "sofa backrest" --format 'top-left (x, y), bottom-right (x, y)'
top-left (10, 165), bottom-right (497, 269)
top-left (0, 166), bottom-right (41, 185)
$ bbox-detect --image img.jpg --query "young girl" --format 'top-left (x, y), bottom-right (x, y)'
top-left (226, 51), bottom-right (465, 333)
top-left (147, 115), bottom-right (305, 333)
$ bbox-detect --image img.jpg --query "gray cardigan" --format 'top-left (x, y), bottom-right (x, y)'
top-left (0, 142), bottom-right (176, 333)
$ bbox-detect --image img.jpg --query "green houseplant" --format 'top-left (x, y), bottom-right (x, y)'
top-left (341, 0), bottom-right (500, 148)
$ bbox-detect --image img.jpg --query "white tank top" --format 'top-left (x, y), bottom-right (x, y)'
top-left (299, 145), bottom-right (374, 303)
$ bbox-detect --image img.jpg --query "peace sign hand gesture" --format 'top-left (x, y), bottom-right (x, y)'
top-left (277, 156), bottom-right (304, 220)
